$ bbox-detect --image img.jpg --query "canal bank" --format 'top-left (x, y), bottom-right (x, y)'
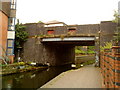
top-left (40, 65), bottom-right (102, 88)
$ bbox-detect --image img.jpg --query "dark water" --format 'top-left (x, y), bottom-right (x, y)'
top-left (2, 65), bottom-right (71, 89)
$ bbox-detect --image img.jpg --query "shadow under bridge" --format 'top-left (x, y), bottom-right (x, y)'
top-left (40, 36), bottom-right (96, 66)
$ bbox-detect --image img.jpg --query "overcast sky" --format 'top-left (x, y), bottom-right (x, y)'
top-left (16, 0), bottom-right (119, 25)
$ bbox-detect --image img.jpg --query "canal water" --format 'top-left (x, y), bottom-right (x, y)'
top-left (2, 65), bottom-right (71, 89)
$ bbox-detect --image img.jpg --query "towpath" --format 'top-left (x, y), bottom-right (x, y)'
top-left (40, 65), bottom-right (102, 88)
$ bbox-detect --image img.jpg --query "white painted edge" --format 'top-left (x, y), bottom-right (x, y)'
top-left (42, 37), bottom-right (95, 42)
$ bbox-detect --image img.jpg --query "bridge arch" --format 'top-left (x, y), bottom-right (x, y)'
top-left (39, 36), bottom-right (99, 66)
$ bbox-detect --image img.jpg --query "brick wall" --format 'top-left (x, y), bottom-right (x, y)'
top-left (100, 21), bottom-right (117, 46)
top-left (0, 11), bottom-right (8, 57)
top-left (0, 1), bottom-right (11, 17)
top-left (44, 24), bottom-right (99, 35)
top-left (0, 11), bottom-right (1, 90)
top-left (100, 46), bottom-right (120, 88)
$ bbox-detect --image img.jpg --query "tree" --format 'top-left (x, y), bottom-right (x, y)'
top-left (112, 10), bottom-right (119, 23)
top-left (38, 21), bottom-right (44, 23)
top-left (100, 42), bottom-right (112, 52)
top-left (15, 20), bottom-right (29, 48)
top-left (112, 10), bottom-right (120, 46)
top-left (114, 27), bottom-right (120, 46)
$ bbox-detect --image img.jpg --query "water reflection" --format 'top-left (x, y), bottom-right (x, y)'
top-left (2, 65), bottom-right (71, 89)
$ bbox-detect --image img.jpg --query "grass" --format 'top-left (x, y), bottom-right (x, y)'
top-left (82, 60), bottom-right (95, 66)
top-left (75, 49), bottom-right (95, 55)
top-left (76, 59), bottom-right (95, 68)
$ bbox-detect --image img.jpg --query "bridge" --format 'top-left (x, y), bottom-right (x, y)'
top-left (37, 35), bottom-right (97, 66)
top-left (21, 21), bottom-right (116, 66)
top-left (41, 36), bottom-right (96, 46)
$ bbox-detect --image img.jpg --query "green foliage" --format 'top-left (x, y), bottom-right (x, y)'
top-left (83, 60), bottom-right (95, 66)
top-left (87, 50), bottom-right (95, 54)
top-left (100, 42), bottom-right (112, 51)
top-left (75, 46), bottom-right (82, 50)
top-left (75, 46), bottom-right (95, 54)
top-left (88, 46), bottom-right (95, 50)
top-left (2, 62), bottom-right (48, 75)
top-left (15, 20), bottom-right (29, 48)
top-left (38, 21), bottom-right (44, 23)
top-left (87, 46), bottom-right (95, 54)
top-left (75, 46), bottom-right (85, 54)
top-left (112, 10), bottom-right (119, 23)
top-left (112, 10), bottom-right (120, 45)
top-left (75, 49), bottom-right (86, 54)
top-left (113, 27), bottom-right (120, 45)
top-left (18, 62), bottom-right (25, 65)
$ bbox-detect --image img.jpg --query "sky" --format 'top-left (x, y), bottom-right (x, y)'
top-left (16, 0), bottom-right (120, 25)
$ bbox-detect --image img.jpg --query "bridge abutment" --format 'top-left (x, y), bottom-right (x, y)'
top-left (23, 39), bottom-right (75, 66)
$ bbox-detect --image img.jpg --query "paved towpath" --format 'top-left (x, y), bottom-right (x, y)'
top-left (40, 65), bottom-right (102, 88)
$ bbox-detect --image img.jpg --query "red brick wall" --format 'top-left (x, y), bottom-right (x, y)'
top-left (0, 11), bottom-right (8, 58)
top-left (100, 46), bottom-right (120, 88)
top-left (0, 11), bottom-right (2, 57)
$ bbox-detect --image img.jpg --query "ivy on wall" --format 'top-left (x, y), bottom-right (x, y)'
top-left (15, 20), bottom-right (29, 48)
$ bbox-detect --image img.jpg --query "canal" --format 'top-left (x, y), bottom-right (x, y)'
top-left (2, 65), bottom-right (71, 89)
top-left (1, 55), bottom-right (95, 89)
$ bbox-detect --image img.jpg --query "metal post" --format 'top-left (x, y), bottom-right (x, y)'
top-left (98, 30), bottom-right (101, 67)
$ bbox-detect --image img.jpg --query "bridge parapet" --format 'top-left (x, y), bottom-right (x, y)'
top-left (44, 24), bottom-right (99, 35)
top-left (28, 34), bottom-right (97, 39)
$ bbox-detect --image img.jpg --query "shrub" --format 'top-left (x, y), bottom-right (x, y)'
top-left (100, 42), bottom-right (112, 52)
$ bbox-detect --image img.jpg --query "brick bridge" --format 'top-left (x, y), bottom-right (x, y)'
top-left (21, 21), bottom-right (116, 66)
